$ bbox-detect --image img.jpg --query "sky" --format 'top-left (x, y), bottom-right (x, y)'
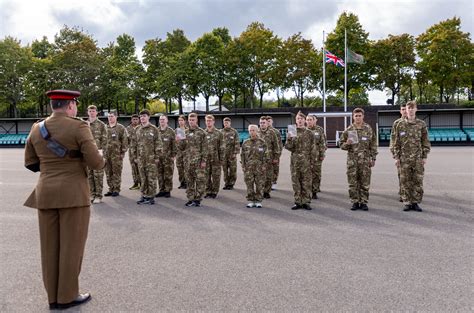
top-left (1, 0), bottom-right (472, 106)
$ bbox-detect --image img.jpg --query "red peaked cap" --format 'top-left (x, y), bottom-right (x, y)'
top-left (46, 89), bottom-right (81, 100)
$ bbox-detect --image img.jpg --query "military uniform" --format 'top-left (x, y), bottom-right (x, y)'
top-left (285, 127), bottom-right (315, 208)
top-left (133, 124), bottom-right (161, 199)
top-left (339, 123), bottom-right (378, 206)
top-left (389, 117), bottom-right (405, 199)
top-left (24, 111), bottom-right (104, 306)
top-left (221, 127), bottom-right (240, 189)
top-left (241, 137), bottom-right (268, 204)
top-left (270, 126), bottom-right (283, 184)
top-left (307, 125), bottom-right (327, 196)
top-left (87, 118), bottom-right (107, 200)
top-left (392, 118), bottom-right (430, 206)
top-left (257, 128), bottom-right (280, 196)
top-left (157, 126), bottom-right (177, 194)
top-left (104, 123), bottom-right (128, 194)
top-left (175, 127), bottom-right (187, 188)
top-left (204, 126), bottom-right (224, 197)
top-left (178, 126), bottom-right (207, 203)
top-left (126, 124), bottom-right (141, 188)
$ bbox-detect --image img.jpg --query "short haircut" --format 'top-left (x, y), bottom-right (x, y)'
top-left (400, 103), bottom-right (407, 108)
top-left (178, 115), bottom-right (186, 121)
top-left (205, 114), bottom-right (214, 120)
top-left (406, 101), bottom-right (417, 108)
top-left (306, 114), bottom-right (316, 121)
top-left (87, 105), bottom-right (97, 110)
top-left (51, 99), bottom-right (74, 110)
top-left (259, 116), bottom-right (267, 121)
top-left (159, 114), bottom-right (168, 119)
top-left (139, 109), bottom-right (150, 116)
top-left (248, 124), bottom-right (258, 132)
top-left (296, 111), bottom-right (306, 119)
top-left (131, 114), bottom-right (139, 118)
top-left (223, 117), bottom-right (231, 122)
top-left (353, 108), bottom-right (365, 115)
top-left (109, 110), bottom-right (117, 116)
top-left (188, 113), bottom-right (198, 119)
top-left (266, 116), bottom-right (273, 121)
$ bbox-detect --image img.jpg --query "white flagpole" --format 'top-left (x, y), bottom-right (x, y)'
top-left (344, 28), bottom-right (348, 129)
top-left (323, 31), bottom-right (326, 113)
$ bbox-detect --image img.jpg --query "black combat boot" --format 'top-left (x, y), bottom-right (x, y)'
top-left (351, 203), bottom-right (360, 211)
top-left (360, 203), bottom-right (368, 211)
top-left (291, 204), bottom-right (301, 210)
top-left (302, 203), bottom-right (312, 210)
top-left (403, 204), bottom-right (413, 211)
top-left (263, 192), bottom-right (271, 199)
top-left (412, 203), bottom-right (423, 212)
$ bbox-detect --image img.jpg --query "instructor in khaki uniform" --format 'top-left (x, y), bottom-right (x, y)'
top-left (24, 90), bottom-right (105, 310)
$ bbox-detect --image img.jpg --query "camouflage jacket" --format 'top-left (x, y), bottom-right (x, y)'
top-left (158, 126), bottom-right (177, 158)
top-left (204, 127), bottom-right (224, 162)
top-left (241, 137), bottom-right (268, 171)
top-left (258, 127), bottom-right (280, 161)
top-left (392, 118), bottom-right (430, 160)
top-left (105, 123), bottom-right (128, 158)
top-left (340, 123), bottom-right (378, 161)
top-left (126, 124), bottom-right (139, 160)
top-left (285, 127), bottom-right (315, 161)
top-left (88, 118), bottom-right (107, 151)
top-left (134, 123), bottom-right (162, 164)
top-left (269, 126), bottom-right (283, 152)
top-left (178, 126), bottom-right (206, 164)
top-left (221, 127), bottom-right (240, 157)
top-left (307, 125), bottom-right (327, 160)
top-left (389, 117), bottom-right (405, 156)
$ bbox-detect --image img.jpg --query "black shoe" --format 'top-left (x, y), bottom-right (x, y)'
top-left (147, 198), bottom-right (155, 205)
top-left (263, 192), bottom-right (271, 199)
top-left (403, 204), bottom-right (413, 211)
top-left (136, 197), bottom-right (146, 204)
top-left (111, 192), bottom-right (119, 197)
top-left (227, 185), bottom-right (234, 190)
top-left (104, 192), bottom-right (113, 197)
top-left (56, 293), bottom-right (91, 310)
top-left (178, 184), bottom-right (185, 189)
top-left (291, 204), bottom-right (301, 210)
top-left (182, 183), bottom-right (187, 189)
top-left (185, 200), bottom-right (194, 207)
top-left (163, 192), bottom-right (171, 198)
top-left (155, 191), bottom-right (166, 197)
top-left (204, 194), bottom-right (212, 199)
top-left (312, 193), bottom-right (318, 200)
top-left (399, 198), bottom-right (403, 202)
top-left (412, 203), bottom-right (423, 212)
top-left (223, 186), bottom-right (229, 190)
top-left (49, 302), bottom-right (57, 310)
top-left (302, 203), bottom-right (312, 210)
top-left (194, 200), bottom-right (201, 207)
top-left (351, 203), bottom-right (360, 211)
top-left (360, 203), bottom-right (369, 211)
top-left (210, 193), bottom-right (217, 199)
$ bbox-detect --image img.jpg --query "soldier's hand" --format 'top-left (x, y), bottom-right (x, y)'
top-left (272, 159), bottom-right (278, 164)
top-left (370, 160), bottom-right (375, 167)
top-left (155, 159), bottom-right (160, 165)
top-left (134, 159), bottom-right (138, 164)
top-left (98, 149), bottom-right (103, 157)
top-left (347, 138), bottom-right (353, 145)
top-left (120, 153), bottom-right (125, 159)
top-left (320, 156), bottom-right (325, 161)
top-left (200, 161), bottom-right (206, 169)
top-left (395, 159), bottom-right (400, 167)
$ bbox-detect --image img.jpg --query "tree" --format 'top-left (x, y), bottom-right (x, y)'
top-left (370, 34), bottom-right (415, 105)
top-left (416, 17), bottom-right (472, 103)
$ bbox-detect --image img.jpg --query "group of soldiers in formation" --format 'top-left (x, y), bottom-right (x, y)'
top-left (85, 100), bottom-right (430, 212)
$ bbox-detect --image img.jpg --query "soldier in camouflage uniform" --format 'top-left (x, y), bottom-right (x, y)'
top-left (285, 111), bottom-right (315, 210)
top-left (204, 115), bottom-right (224, 198)
top-left (133, 110), bottom-right (161, 205)
top-left (306, 114), bottom-right (327, 199)
top-left (339, 108), bottom-right (378, 211)
top-left (241, 125), bottom-right (268, 208)
top-left (177, 113), bottom-right (207, 207)
top-left (389, 103), bottom-right (407, 201)
top-left (86, 105), bottom-right (107, 204)
top-left (175, 115), bottom-right (187, 189)
top-left (392, 101), bottom-right (431, 212)
top-left (258, 117), bottom-right (280, 199)
top-left (156, 114), bottom-right (176, 198)
top-left (267, 116), bottom-right (283, 189)
top-left (104, 110), bottom-right (128, 197)
top-left (126, 114), bottom-right (141, 190)
top-left (221, 117), bottom-right (240, 190)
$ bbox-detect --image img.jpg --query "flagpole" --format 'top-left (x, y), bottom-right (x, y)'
top-left (323, 31), bottom-right (326, 113)
top-left (344, 28), bottom-right (348, 129)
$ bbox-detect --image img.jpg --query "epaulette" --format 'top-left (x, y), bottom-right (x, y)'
top-left (69, 116), bottom-right (88, 124)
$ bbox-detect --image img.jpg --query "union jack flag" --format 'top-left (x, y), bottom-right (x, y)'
top-left (325, 50), bottom-right (345, 67)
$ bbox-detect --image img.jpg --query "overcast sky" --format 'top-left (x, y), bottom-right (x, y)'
top-left (1, 0), bottom-right (472, 105)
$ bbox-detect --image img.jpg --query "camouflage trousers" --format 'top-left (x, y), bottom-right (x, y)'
top-left (222, 155), bottom-right (237, 187)
top-left (176, 152), bottom-right (186, 185)
top-left (400, 159), bottom-right (425, 204)
top-left (346, 159), bottom-right (371, 204)
top-left (105, 157), bottom-right (123, 193)
top-left (185, 160), bottom-right (206, 201)
top-left (243, 167), bottom-right (264, 202)
top-left (139, 162), bottom-right (157, 198)
top-left (311, 160), bottom-right (323, 194)
top-left (88, 169), bottom-right (104, 199)
top-left (272, 157), bottom-right (280, 184)
top-left (157, 156), bottom-right (174, 192)
top-left (290, 157), bottom-right (312, 205)
top-left (263, 161), bottom-right (276, 194)
top-left (205, 158), bottom-right (221, 194)
top-left (129, 154), bottom-right (141, 185)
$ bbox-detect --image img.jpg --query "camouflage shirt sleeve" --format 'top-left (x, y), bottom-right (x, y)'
top-left (121, 126), bottom-right (129, 155)
top-left (339, 128), bottom-right (350, 151)
top-left (234, 129), bottom-right (240, 155)
top-left (421, 122), bottom-right (431, 159)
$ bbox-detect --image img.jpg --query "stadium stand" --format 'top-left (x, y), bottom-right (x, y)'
top-left (0, 134), bottom-right (29, 146)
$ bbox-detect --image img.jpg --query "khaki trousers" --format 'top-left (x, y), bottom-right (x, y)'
top-left (38, 206), bottom-right (90, 304)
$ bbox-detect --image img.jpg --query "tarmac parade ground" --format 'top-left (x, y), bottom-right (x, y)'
top-left (0, 147), bottom-right (472, 312)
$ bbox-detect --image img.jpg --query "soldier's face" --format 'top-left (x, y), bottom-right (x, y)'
top-left (353, 113), bottom-right (364, 124)
top-left (268, 119), bottom-right (273, 126)
top-left (305, 117), bottom-right (314, 127)
top-left (140, 114), bottom-right (149, 125)
top-left (88, 109), bottom-right (97, 119)
top-left (159, 116), bottom-right (168, 127)
top-left (223, 121), bottom-right (230, 128)
top-left (249, 127), bottom-right (257, 138)
top-left (131, 117), bottom-right (139, 126)
top-left (206, 118), bottom-right (214, 128)
top-left (68, 101), bottom-right (78, 118)
top-left (407, 106), bottom-right (417, 118)
top-left (296, 115), bottom-right (305, 127)
top-left (108, 114), bottom-right (117, 124)
top-left (259, 120), bottom-right (267, 129)
top-left (188, 117), bottom-right (197, 127)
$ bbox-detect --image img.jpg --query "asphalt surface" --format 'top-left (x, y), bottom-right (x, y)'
top-left (0, 146), bottom-right (472, 312)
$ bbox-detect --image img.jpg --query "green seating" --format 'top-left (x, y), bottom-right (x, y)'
top-left (429, 128), bottom-right (467, 142)
top-left (0, 134), bottom-right (29, 145)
